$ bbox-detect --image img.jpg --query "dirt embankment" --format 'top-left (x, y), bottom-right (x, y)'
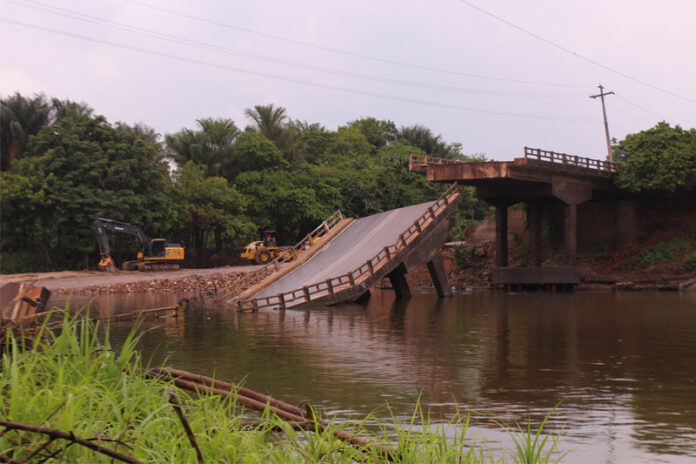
top-left (0, 265), bottom-right (272, 300)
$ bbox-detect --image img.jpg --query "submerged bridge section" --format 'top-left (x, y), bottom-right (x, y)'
top-left (411, 147), bottom-right (626, 286)
top-left (235, 184), bottom-right (461, 310)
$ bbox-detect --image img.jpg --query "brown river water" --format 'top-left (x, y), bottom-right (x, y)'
top-left (50, 290), bottom-right (696, 463)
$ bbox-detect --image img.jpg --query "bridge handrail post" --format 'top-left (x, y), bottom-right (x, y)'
top-left (278, 293), bottom-right (286, 310)
top-left (367, 260), bottom-right (374, 276)
top-left (326, 279), bottom-right (334, 295)
top-left (384, 246), bottom-right (391, 262)
top-left (302, 286), bottom-right (311, 303)
top-left (348, 272), bottom-right (356, 287)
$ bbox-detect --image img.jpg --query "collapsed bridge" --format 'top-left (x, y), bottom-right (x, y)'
top-left (234, 184), bottom-right (461, 311)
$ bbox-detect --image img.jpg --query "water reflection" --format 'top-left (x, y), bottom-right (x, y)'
top-left (53, 290), bottom-right (696, 463)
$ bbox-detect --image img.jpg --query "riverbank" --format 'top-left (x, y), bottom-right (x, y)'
top-left (1, 314), bottom-right (563, 463)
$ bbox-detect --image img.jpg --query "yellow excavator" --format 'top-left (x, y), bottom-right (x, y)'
top-left (94, 217), bottom-right (184, 271)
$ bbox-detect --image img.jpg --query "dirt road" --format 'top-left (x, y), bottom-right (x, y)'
top-left (0, 265), bottom-right (260, 291)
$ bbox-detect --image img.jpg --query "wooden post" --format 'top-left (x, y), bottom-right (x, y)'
top-left (384, 247), bottom-right (391, 261)
top-left (278, 293), bottom-right (286, 310)
top-left (303, 286), bottom-right (311, 302)
top-left (326, 279), bottom-right (334, 295)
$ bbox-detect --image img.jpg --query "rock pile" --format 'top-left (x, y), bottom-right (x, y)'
top-left (58, 269), bottom-right (272, 300)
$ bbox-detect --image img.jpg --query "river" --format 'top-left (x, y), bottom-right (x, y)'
top-left (50, 289), bottom-right (696, 463)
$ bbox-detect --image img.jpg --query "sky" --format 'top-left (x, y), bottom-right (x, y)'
top-left (2, 0), bottom-right (695, 161)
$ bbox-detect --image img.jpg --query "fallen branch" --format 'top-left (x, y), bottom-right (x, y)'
top-left (169, 391), bottom-right (204, 464)
top-left (0, 420), bottom-right (144, 464)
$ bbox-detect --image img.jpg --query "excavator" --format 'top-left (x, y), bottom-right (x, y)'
top-left (94, 217), bottom-right (184, 271)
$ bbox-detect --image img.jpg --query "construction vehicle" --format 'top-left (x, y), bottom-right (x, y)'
top-left (241, 230), bottom-right (295, 264)
top-left (94, 217), bottom-right (184, 271)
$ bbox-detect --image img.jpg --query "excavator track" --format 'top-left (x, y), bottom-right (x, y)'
top-left (138, 262), bottom-right (181, 271)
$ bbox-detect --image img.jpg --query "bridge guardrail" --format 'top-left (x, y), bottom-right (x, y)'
top-left (236, 183), bottom-right (460, 311)
top-left (523, 147), bottom-right (618, 174)
top-left (410, 149), bottom-right (619, 176)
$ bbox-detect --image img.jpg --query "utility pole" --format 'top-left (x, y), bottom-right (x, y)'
top-left (590, 84), bottom-right (615, 162)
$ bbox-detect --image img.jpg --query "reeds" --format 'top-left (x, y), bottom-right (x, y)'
top-left (0, 313), bottom-right (567, 463)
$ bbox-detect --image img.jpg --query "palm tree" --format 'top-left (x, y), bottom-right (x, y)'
top-left (244, 104), bottom-right (287, 145)
top-left (165, 118), bottom-right (239, 177)
top-left (0, 93), bottom-right (51, 170)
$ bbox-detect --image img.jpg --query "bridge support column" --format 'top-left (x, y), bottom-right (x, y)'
top-left (494, 203), bottom-right (509, 267)
top-left (427, 253), bottom-right (451, 297)
top-left (528, 201), bottom-right (542, 267)
top-left (565, 203), bottom-right (578, 266)
top-left (388, 263), bottom-right (411, 299)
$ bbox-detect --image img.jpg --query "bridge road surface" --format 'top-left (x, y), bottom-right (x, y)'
top-left (255, 200), bottom-right (438, 300)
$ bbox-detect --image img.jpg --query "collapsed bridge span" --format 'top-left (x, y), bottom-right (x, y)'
top-left (234, 184), bottom-right (461, 311)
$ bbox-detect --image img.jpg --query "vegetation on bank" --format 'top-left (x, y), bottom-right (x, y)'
top-left (0, 314), bottom-right (566, 463)
top-left (0, 93), bottom-right (487, 273)
top-left (2, 92), bottom-right (694, 275)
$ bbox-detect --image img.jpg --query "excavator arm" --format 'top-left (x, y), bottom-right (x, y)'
top-left (94, 218), bottom-right (150, 271)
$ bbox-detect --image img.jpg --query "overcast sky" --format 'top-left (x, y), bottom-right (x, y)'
top-left (2, 0), bottom-right (695, 160)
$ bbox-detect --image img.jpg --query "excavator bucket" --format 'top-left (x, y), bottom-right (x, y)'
top-left (98, 256), bottom-right (117, 272)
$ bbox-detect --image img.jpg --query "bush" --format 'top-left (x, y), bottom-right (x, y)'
top-left (683, 252), bottom-right (696, 271)
top-left (632, 238), bottom-right (691, 267)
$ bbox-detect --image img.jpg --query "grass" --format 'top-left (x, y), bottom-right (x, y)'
top-left (631, 237), bottom-right (693, 267)
top-left (0, 313), bottom-right (567, 463)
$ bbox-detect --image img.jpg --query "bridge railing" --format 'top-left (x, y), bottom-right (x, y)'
top-left (236, 183), bottom-right (460, 311)
top-left (409, 154), bottom-right (461, 171)
top-left (523, 147), bottom-right (619, 173)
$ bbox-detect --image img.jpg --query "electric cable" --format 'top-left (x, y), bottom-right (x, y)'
top-left (457, 0), bottom-right (696, 104)
top-left (0, 16), bottom-right (600, 124)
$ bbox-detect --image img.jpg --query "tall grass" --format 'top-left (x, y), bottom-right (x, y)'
top-left (0, 314), bottom-right (566, 463)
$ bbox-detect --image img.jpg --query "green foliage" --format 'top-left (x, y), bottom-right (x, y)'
top-left (632, 238), bottom-right (692, 267)
top-left (172, 162), bottom-right (254, 250)
top-left (614, 122), bottom-right (696, 193)
top-left (347, 117), bottom-right (397, 151)
top-left (682, 251), bottom-right (696, 271)
top-left (1, 92), bottom-right (488, 272)
top-left (0, 112), bottom-right (173, 271)
top-left (454, 246), bottom-right (477, 269)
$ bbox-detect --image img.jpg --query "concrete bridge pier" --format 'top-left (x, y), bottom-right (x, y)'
top-left (492, 201), bottom-right (512, 267)
top-left (553, 182), bottom-right (592, 266)
top-left (427, 253), bottom-right (452, 297)
top-left (388, 263), bottom-right (411, 299)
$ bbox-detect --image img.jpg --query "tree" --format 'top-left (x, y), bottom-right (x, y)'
top-left (228, 132), bottom-right (287, 180)
top-left (1, 112), bottom-right (173, 270)
top-left (614, 122), bottom-right (696, 193)
top-left (172, 162), bottom-right (253, 251)
top-left (398, 124), bottom-right (456, 158)
top-left (166, 118), bottom-right (239, 177)
top-left (244, 104), bottom-right (287, 145)
top-left (347, 117), bottom-right (397, 151)
top-left (0, 93), bottom-right (51, 170)
top-left (234, 168), bottom-right (340, 244)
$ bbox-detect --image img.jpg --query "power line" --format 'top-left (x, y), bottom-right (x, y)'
top-left (457, 0), bottom-right (696, 104)
top-left (118, 0), bottom-right (589, 89)
top-left (615, 95), bottom-right (664, 121)
top-left (5, 0), bottom-right (588, 99)
top-left (0, 16), bottom-right (601, 125)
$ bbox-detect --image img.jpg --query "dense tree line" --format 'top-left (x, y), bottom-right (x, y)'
top-left (1, 93), bottom-right (485, 273)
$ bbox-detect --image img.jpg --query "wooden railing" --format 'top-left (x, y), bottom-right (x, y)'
top-left (524, 147), bottom-right (618, 173)
top-left (236, 183), bottom-right (460, 311)
top-left (260, 210), bottom-right (344, 271)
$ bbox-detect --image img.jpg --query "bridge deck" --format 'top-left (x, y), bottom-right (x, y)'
top-left (235, 184), bottom-right (461, 311)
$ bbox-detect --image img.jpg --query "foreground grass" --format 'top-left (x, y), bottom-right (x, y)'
top-left (0, 315), bottom-right (565, 463)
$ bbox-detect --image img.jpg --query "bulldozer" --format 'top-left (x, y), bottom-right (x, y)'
top-left (240, 230), bottom-right (295, 264)
top-left (94, 217), bottom-right (184, 271)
